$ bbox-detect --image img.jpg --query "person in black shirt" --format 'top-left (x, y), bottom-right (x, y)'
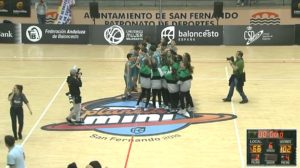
top-left (8, 85), bottom-right (32, 140)
top-left (66, 67), bottom-right (83, 124)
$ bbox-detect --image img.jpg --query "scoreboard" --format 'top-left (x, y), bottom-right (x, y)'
top-left (247, 129), bottom-right (297, 166)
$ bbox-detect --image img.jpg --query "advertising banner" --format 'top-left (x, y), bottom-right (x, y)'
top-left (2, 7), bottom-right (300, 25)
top-left (0, 0), bottom-right (30, 17)
top-left (12, 0), bottom-right (30, 17)
top-left (291, 0), bottom-right (300, 17)
top-left (2, 24), bottom-right (297, 45)
top-left (22, 24), bottom-right (89, 44)
top-left (223, 25), bottom-right (295, 45)
top-left (156, 26), bottom-right (223, 45)
top-left (296, 25), bottom-right (300, 44)
top-left (56, 0), bottom-right (75, 24)
top-left (0, 23), bottom-right (20, 43)
top-left (89, 25), bottom-right (156, 45)
top-left (0, 0), bottom-right (10, 16)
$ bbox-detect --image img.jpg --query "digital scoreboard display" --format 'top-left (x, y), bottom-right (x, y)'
top-left (247, 129), bottom-right (297, 166)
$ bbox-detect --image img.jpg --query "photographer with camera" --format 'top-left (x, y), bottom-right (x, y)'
top-left (223, 51), bottom-right (248, 104)
top-left (66, 67), bottom-right (83, 124)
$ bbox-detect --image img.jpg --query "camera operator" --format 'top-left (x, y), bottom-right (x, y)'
top-left (223, 51), bottom-right (248, 104)
top-left (66, 67), bottom-right (83, 124)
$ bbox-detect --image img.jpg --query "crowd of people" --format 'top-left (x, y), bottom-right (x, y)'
top-left (123, 38), bottom-right (194, 117)
top-left (123, 37), bottom-right (248, 117)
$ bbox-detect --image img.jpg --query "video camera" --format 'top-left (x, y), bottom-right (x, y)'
top-left (70, 66), bottom-right (83, 77)
top-left (226, 56), bottom-right (234, 62)
top-left (76, 68), bottom-right (82, 76)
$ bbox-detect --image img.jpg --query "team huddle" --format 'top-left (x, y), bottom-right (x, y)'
top-left (123, 38), bottom-right (194, 117)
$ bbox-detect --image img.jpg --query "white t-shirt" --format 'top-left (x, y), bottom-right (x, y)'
top-left (35, 2), bottom-right (47, 15)
top-left (7, 145), bottom-right (25, 168)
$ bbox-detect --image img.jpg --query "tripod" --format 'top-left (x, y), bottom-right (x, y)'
top-left (215, 17), bottom-right (220, 26)
top-left (89, 2), bottom-right (100, 25)
top-left (92, 17), bottom-right (96, 25)
top-left (213, 1), bottom-right (223, 26)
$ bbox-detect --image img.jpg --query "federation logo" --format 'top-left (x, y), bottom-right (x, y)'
top-left (42, 94), bottom-right (237, 136)
top-left (161, 26), bottom-right (175, 44)
top-left (244, 26), bottom-right (263, 45)
top-left (250, 12), bottom-right (280, 25)
top-left (26, 26), bottom-right (42, 42)
top-left (104, 25), bottom-right (125, 45)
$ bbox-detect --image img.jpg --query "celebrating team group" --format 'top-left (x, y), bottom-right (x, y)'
top-left (123, 38), bottom-right (194, 117)
top-left (122, 37), bottom-right (248, 118)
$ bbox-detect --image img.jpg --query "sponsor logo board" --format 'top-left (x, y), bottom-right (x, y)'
top-left (159, 26), bottom-right (223, 45)
top-left (224, 25), bottom-right (294, 45)
top-left (22, 24), bottom-right (89, 44)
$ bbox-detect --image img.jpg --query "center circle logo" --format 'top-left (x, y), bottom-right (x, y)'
top-left (26, 26), bottom-right (42, 42)
top-left (41, 94), bottom-right (237, 136)
top-left (104, 25), bottom-right (125, 45)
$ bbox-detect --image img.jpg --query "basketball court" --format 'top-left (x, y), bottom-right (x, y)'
top-left (0, 44), bottom-right (299, 167)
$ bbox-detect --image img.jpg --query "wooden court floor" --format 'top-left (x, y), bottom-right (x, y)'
top-left (0, 44), bottom-right (299, 168)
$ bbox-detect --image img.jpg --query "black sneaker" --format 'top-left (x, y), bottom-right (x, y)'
top-left (14, 136), bottom-right (18, 141)
top-left (74, 120), bottom-right (84, 125)
top-left (18, 133), bottom-right (22, 140)
top-left (66, 117), bottom-right (73, 123)
top-left (222, 98), bottom-right (231, 102)
top-left (240, 99), bottom-right (248, 104)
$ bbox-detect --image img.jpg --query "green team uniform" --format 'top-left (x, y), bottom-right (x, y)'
top-left (165, 62), bottom-right (179, 93)
top-left (160, 65), bottom-right (169, 89)
top-left (177, 67), bottom-right (192, 92)
top-left (151, 68), bottom-right (162, 89)
top-left (139, 65), bottom-right (151, 89)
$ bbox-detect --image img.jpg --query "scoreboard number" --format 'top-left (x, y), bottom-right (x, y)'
top-left (250, 144), bottom-right (262, 153)
top-left (280, 144), bottom-right (292, 154)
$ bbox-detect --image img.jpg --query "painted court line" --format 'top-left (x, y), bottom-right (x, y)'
top-left (123, 102), bottom-right (145, 167)
top-left (21, 79), bottom-right (66, 146)
top-left (123, 104), bottom-right (145, 168)
top-left (124, 136), bottom-right (134, 168)
top-left (225, 66), bottom-right (245, 168)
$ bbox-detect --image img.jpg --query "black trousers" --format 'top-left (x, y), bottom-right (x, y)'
top-left (10, 107), bottom-right (24, 138)
top-left (170, 92), bottom-right (180, 109)
top-left (161, 88), bottom-right (170, 107)
top-left (152, 89), bottom-right (162, 108)
top-left (137, 88), bottom-right (151, 108)
top-left (180, 91), bottom-right (194, 109)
